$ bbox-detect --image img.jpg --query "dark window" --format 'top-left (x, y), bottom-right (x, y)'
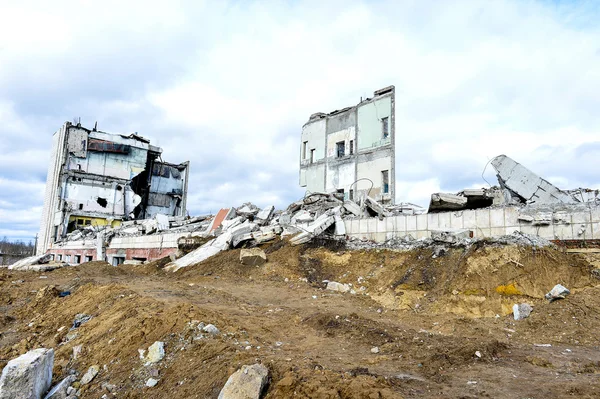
top-left (310, 149), bottom-right (315, 163)
top-left (84, 220), bottom-right (91, 226)
top-left (382, 170), bottom-right (389, 194)
top-left (96, 197), bottom-right (108, 208)
top-left (349, 140), bottom-right (354, 155)
top-left (78, 204), bottom-right (83, 210)
top-left (74, 255), bottom-right (81, 264)
top-left (336, 141), bottom-right (345, 157)
top-left (349, 189), bottom-right (354, 200)
top-left (382, 117), bottom-right (389, 139)
top-left (85, 255), bottom-right (93, 262)
top-left (302, 141), bottom-right (308, 159)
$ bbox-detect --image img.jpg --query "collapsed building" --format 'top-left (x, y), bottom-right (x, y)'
top-left (299, 86), bottom-right (396, 204)
top-left (37, 121), bottom-right (189, 261)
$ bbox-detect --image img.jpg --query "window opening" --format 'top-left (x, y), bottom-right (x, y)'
top-left (336, 141), bottom-right (345, 158)
top-left (382, 170), bottom-right (390, 194)
top-left (302, 141), bottom-right (308, 159)
top-left (310, 149), bottom-right (315, 163)
top-left (85, 255), bottom-right (93, 262)
top-left (349, 140), bottom-right (354, 155)
top-left (382, 117), bottom-right (389, 139)
top-left (74, 255), bottom-right (81, 264)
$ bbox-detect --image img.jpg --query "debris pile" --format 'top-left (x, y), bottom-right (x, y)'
top-left (3, 254), bottom-right (66, 272)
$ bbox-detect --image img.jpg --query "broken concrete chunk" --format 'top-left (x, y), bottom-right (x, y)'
top-left (202, 324), bottom-right (220, 335)
top-left (326, 281), bottom-right (351, 293)
top-left (545, 284), bottom-right (570, 302)
top-left (236, 203), bottom-right (260, 218)
top-left (429, 193), bottom-right (468, 212)
top-left (513, 303), bottom-right (533, 320)
top-left (145, 342), bottom-right (165, 364)
top-left (145, 378), bottom-right (158, 388)
top-left (80, 365), bottom-right (99, 385)
top-left (44, 375), bottom-right (76, 399)
top-left (431, 229), bottom-right (472, 244)
top-left (218, 364), bottom-right (269, 399)
top-left (0, 348), bottom-right (54, 399)
top-left (255, 206), bottom-right (274, 225)
top-left (240, 248), bottom-right (267, 266)
top-left (291, 210), bottom-right (314, 224)
top-left (290, 214), bottom-right (335, 246)
top-left (72, 314), bottom-right (92, 329)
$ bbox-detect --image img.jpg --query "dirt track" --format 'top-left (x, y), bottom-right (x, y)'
top-left (1, 241), bottom-right (600, 398)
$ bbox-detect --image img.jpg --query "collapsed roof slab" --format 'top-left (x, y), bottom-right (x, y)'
top-left (491, 155), bottom-right (576, 205)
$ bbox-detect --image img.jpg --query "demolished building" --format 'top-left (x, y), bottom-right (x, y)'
top-left (37, 122), bottom-right (189, 259)
top-left (300, 86), bottom-right (396, 204)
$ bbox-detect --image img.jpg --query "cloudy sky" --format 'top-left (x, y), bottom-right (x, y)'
top-left (1, 0), bottom-right (599, 242)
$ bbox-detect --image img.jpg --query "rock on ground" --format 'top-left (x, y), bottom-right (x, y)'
top-left (43, 375), bottom-right (76, 399)
top-left (513, 303), bottom-right (533, 320)
top-left (218, 364), bottom-right (269, 399)
top-left (80, 365), bottom-right (99, 385)
top-left (545, 284), bottom-right (570, 301)
top-left (326, 281), bottom-right (351, 293)
top-left (240, 248), bottom-right (267, 266)
top-left (145, 341), bottom-right (165, 364)
top-left (0, 348), bottom-right (54, 399)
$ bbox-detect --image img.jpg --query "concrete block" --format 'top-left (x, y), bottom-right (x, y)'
top-left (0, 348), bottom-right (54, 399)
top-left (218, 364), bottom-right (269, 399)
top-left (240, 248), bottom-right (267, 266)
top-left (450, 212), bottom-right (464, 229)
top-left (359, 218), bottom-right (369, 234)
top-left (591, 208), bottom-right (600, 223)
top-left (553, 224), bottom-right (574, 240)
top-left (395, 216), bottom-right (406, 233)
top-left (406, 216), bottom-right (417, 231)
top-left (592, 223), bottom-right (600, 239)
top-left (427, 213), bottom-right (439, 230)
top-left (385, 217), bottom-right (396, 232)
top-left (476, 228), bottom-right (491, 238)
top-left (490, 227), bottom-right (505, 237)
top-left (536, 225), bottom-right (555, 239)
top-left (376, 218), bottom-right (387, 233)
top-left (490, 208), bottom-right (505, 228)
top-left (476, 209), bottom-right (491, 228)
top-left (374, 233), bottom-right (386, 242)
top-left (385, 231), bottom-right (396, 240)
top-left (367, 218), bottom-right (377, 234)
top-left (406, 231), bottom-right (418, 240)
top-left (416, 214), bottom-right (428, 231)
top-left (571, 211), bottom-right (591, 224)
top-left (573, 223), bottom-right (592, 239)
top-left (462, 210), bottom-right (477, 229)
top-left (519, 225), bottom-right (538, 236)
top-left (416, 230), bottom-right (429, 239)
top-left (438, 213), bottom-right (451, 229)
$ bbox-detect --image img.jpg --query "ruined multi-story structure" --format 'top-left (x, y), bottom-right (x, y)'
top-left (38, 121), bottom-right (189, 256)
top-left (299, 86), bottom-right (395, 204)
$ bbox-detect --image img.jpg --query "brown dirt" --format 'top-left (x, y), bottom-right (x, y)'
top-left (1, 241), bottom-right (600, 398)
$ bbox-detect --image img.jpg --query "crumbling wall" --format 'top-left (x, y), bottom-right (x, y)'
top-left (357, 95), bottom-right (392, 150)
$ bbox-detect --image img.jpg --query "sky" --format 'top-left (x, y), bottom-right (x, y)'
top-left (1, 0), bottom-right (599, 242)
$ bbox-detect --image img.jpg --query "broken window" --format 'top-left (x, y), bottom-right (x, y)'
top-left (78, 204), bottom-right (83, 210)
top-left (85, 255), bottom-right (93, 262)
top-left (87, 139), bottom-right (130, 154)
top-left (336, 141), bottom-right (345, 158)
top-left (302, 141), bottom-right (308, 159)
top-left (382, 170), bottom-right (389, 194)
top-left (84, 220), bottom-right (91, 226)
top-left (152, 164), bottom-right (171, 178)
top-left (65, 255), bottom-right (71, 263)
top-left (382, 117), bottom-right (389, 139)
top-left (349, 189), bottom-right (354, 201)
top-left (57, 254), bottom-right (63, 261)
top-left (112, 256), bottom-right (125, 266)
top-left (170, 167), bottom-right (181, 179)
top-left (310, 149), bottom-right (315, 163)
top-left (96, 197), bottom-right (108, 208)
top-left (74, 255), bottom-right (81, 264)
top-left (349, 140), bottom-right (354, 155)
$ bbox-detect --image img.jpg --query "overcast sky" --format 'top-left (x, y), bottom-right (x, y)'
top-left (1, 0), bottom-right (599, 242)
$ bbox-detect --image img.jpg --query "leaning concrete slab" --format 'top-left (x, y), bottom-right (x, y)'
top-left (491, 155), bottom-right (575, 205)
top-left (0, 348), bottom-right (54, 399)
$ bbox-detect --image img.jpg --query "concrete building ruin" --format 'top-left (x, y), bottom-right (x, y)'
top-left (37, 122), bottom-right (189, 256)
top-left (300, 86), bottom-right (395, 204)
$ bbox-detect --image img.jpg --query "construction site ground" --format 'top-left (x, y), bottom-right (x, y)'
top-left (2, 240), bottom-right (600, 398)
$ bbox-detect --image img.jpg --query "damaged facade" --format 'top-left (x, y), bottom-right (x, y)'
top-left (37, 122), bottom-right (189, 257)
top-left (300, 86), bottom-right (396, 204)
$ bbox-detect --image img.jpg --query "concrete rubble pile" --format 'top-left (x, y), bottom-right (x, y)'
top-left (3, 254), bottom-right (66, 272)
top-left (429, 154), bottom-right (600, 213)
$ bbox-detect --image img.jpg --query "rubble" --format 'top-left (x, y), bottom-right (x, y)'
top-left (80, 365), bottom-right (99, 385)
top-left (545, 284), bottom-right (570, 302)
top-left (7, 254), bottom-right (65, 272)
top-left (513, 303), bottom-right (533, 320)
top-left (145, 341), bottom-right (165, 364)
top-left (44, 375), bottom-right (76, 399)
top-left (0, 348), bottom-right (54, 399)
top-left (326, 281), bottom-right (351, 293)
top-left (240, 248), bottom-right (267, 266)
top-left (218, 363), bottom-right (269, 399)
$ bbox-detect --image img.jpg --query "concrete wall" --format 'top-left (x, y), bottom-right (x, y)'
top-left (326, 160), bottom-right (355, 193)
top-left (300, 118), bottom-right (326, 163)
top-left (356, 155), bottom-right (393, 201)
top-left (357, 96), bottom-right (392, 151)
top-left (344, 206), bottom-right (600, 242)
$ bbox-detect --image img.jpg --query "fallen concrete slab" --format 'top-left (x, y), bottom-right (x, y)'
top-left (218, 364), bottom-right (269, 399)
top-left (0, 348), bottom-right (54, 399)
top-left (240, 248), bottom-right (267, 266)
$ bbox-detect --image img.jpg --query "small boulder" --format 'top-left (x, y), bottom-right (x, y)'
top-left (145, 378), bottom-right (159, 388)
top-left (326, 281), bottom-right (351, 293)
top-left (145, 342), bottom-right (165, 364)
top-left (218, 364), bottom-right (269, 399)
top-left (0, 348), bottom-right (54, 399)
top-left (80, 365), bottom-right (99, 385)
top-left (513, 303), bottom-right (533, 320)
top-left (240, 248), bottom-right (267, 266)
top-left (545, 284), bottom-right (570, 302)
top-left (202, 324), bottom-right (220, 336)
